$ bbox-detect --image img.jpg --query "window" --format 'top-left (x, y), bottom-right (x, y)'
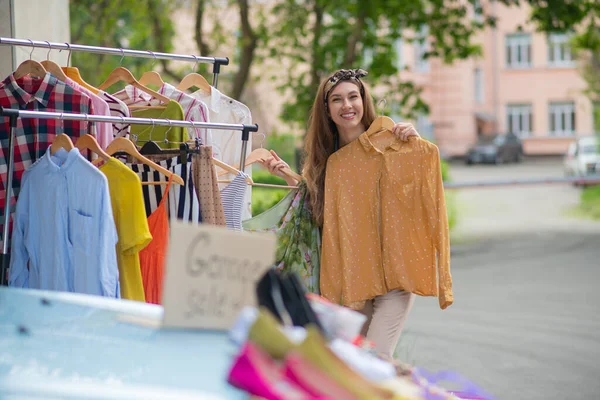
top-left (548, 33), bottom-right (574, 67)
top-left (474, 68), bottom-right (484, 104)
top-left (416, 114), bottom-right (434, 140)
top-left (506, 33), bottom-right (532, 68)
top-left (549, 102), bottom-right (576, 136)
top-left (506, 104), bottom-right (533, 137)
top-left (473, 0), bottom-right (484, 23)
top-left (394, 38), bottom-right (404, 70)
top-left (414, 25), bottom-right (430, 72)
top-left (593, 102), bottom-right (600, 134)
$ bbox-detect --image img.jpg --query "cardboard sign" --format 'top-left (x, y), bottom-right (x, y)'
top-left (162, 221), bottom-right (276, 330)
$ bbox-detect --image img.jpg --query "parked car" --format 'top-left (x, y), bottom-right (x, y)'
top-left (466, 133), bottom-right (523, 165)
top-left (563, 136), bottom-right (600, 179)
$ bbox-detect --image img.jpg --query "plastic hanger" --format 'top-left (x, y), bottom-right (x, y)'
top-left (13, 40), bottom-right (47, 79)
top-left (96, 137), bottom-right (184, 186)
top-left (75, 134), bottom-right (110, 162)
top-left (40, 41), bottom-right (68, 82)
top-left (50, 133), bottom-right (74, 154)
top-left (177, 56), bottom-right (212, 93)
top-left (60, 43), bottom-right (100, 94)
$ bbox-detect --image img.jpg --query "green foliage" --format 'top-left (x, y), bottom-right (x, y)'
top-left (578, 185), bottom-right (600, 220)
top-left (69, 0), bottom-right (178, 88)
top-left (264, 133), bottom-right (298, 170)
top-left (266, 0), bottom-right (489, 126)
top-left (252, 187), bottom-right (288, 216)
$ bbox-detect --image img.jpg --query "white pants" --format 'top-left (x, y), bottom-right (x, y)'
top-left (358, 290), bottom-right (415, 359)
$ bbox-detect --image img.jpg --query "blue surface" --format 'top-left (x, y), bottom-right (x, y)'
top-left (0, 287), bottom-right (246, 399)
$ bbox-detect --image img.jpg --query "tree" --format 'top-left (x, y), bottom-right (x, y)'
top-left (69, 0), bottom-right (178, 87)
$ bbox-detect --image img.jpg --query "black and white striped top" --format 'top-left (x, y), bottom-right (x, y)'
top-left (220, 172), bottom-right (248, 231)
top-left (99, 90), bottom-right (130, 139)
top-left (126, 155), bottom-right (202, 223)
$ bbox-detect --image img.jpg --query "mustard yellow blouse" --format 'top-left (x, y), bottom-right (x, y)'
top-left (321, 134), bottom-right (453, 310)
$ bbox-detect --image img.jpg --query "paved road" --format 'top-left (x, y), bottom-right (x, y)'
top-left (396, 158), bottom-right (600, 400)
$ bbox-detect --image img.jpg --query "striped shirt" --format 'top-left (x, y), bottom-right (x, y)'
top-left (126, 155), bottom-right (201, 224)
top-left (98, 90), bottom-right (130, 139)
top-left (112, 85), bottom-right (215, 158)
top-left (220, 172), bottom-right (248, 231)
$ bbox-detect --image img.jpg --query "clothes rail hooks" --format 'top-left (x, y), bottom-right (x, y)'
top-left (0, 37), bottom-right (229, 86)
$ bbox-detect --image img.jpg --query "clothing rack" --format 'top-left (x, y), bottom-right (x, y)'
top-left (0, 37), bottom-right (230, 87)
top-left (0, 107), bottom-right (258, 285)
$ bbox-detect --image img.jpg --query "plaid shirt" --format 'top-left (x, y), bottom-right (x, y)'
top-left (0, 72), bottom-right (94, 242)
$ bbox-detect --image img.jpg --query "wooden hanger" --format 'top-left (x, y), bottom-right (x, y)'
top-left (364, 116), bottom-right (395, 137)
top-left (96, 137), bottom-right (184, 185)
top-left (40, 60), bottom-right (68, 82)
top-left (13, 60), bottom-right (47, 80)
top-left (138, 71), bottom-right (165, 88)
top-left (62, 67), bottom-right (100, 94)
top-left (212, 157), bottom-right (254, 184)
top-left (217, 147), bottom-right (302, 182)
top-left (98, 67), bottom-right (170, 105)
top-left (75, 134), bottom-right (110, 162)
top-left (177, 72), bottom-right (212, 93)
top-left (40, 43), bottom-right (68, 82)
top-left (50, 134), bottom-right (74, 154)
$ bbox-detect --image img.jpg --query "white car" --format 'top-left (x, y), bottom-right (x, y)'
top-left (564, 136), bottom-right (600, 180)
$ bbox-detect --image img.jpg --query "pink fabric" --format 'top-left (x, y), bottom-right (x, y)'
top-left (64, 78), bottom-right (113, 149)
top-left (227, 342), bottom-right (328, 400)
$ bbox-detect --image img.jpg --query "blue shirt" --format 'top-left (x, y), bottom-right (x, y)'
top-left (9, 147), bottom-right (119, 298)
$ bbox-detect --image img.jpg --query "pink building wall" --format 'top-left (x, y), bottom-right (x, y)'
top-left (411, 1), bottom-right (594, 157)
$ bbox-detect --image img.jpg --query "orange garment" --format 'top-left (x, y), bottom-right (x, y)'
top-left (321, 134), bottom-right (452, 310)
top-left (139, 176), bottom-right (172, 304)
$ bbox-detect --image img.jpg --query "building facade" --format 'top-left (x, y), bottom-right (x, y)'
top-left (403, 0), bottom-right (597, 157)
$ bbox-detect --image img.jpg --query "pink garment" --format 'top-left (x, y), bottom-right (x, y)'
top-left (64, 77), bottom-right (113, 149)
top-left (227, 342), bottom-right (328, 400)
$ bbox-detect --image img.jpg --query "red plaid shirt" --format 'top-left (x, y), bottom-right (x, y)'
top-left (0, 72), bottom-right (94, 242)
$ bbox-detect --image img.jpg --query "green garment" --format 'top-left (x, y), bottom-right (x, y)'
top-left (130, 100), bottom-right (188, 149)
top-left (242, 181), bottom-right (321, 294)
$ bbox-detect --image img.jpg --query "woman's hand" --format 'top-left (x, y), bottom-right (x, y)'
top-left (392, 122), bottom-right (420, 141)
top-left (259, 150), bottom-right (299, 186)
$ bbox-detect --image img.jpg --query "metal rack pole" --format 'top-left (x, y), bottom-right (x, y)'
top-left (1, 108), bottom-right (19, 285)
top-left (3, 110), bottom-right (258, 132)
top-left (0, 37), bottom-right (229, 66)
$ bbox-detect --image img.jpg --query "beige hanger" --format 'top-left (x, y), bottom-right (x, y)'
top-left (98, 66), bottom-right (170, 105)
top-left (212, 157), bottom-right (254, 185)
top-left (138, 51), bottom-right (166, 88)
top-left (75, 134), bottom-right (111, 162)
top-left (13, 40), bottom-right (47, 79)
top-left (60, 42), bottom-right (100, 94)
top-left (177, 56), bottom-right (211, 93)
top-left (96, 137), bottom-right (184, 186)
top-left (364, 116), bottom-right (395, 137)
top-left (50, 133), bottom-right (74, 154)
top-left (40, 41), bottom-right (68, 82)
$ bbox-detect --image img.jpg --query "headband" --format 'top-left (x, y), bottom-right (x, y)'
top-left (323, 69), bottom-right (368, 103)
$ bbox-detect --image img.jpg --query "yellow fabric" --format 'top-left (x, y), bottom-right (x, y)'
top-left (321, 134), bottom-right (452, 310)
top-left (100, 158), bottom-right (152, 302)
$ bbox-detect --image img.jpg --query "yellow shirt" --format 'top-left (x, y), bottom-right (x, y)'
top-left (100, 158), bottom-right (152, 302)
top-left (321, 134), bottom-right (453, 310)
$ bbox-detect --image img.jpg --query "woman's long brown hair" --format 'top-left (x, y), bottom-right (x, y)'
top-left (302, 73), bottom-right (378, 226)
